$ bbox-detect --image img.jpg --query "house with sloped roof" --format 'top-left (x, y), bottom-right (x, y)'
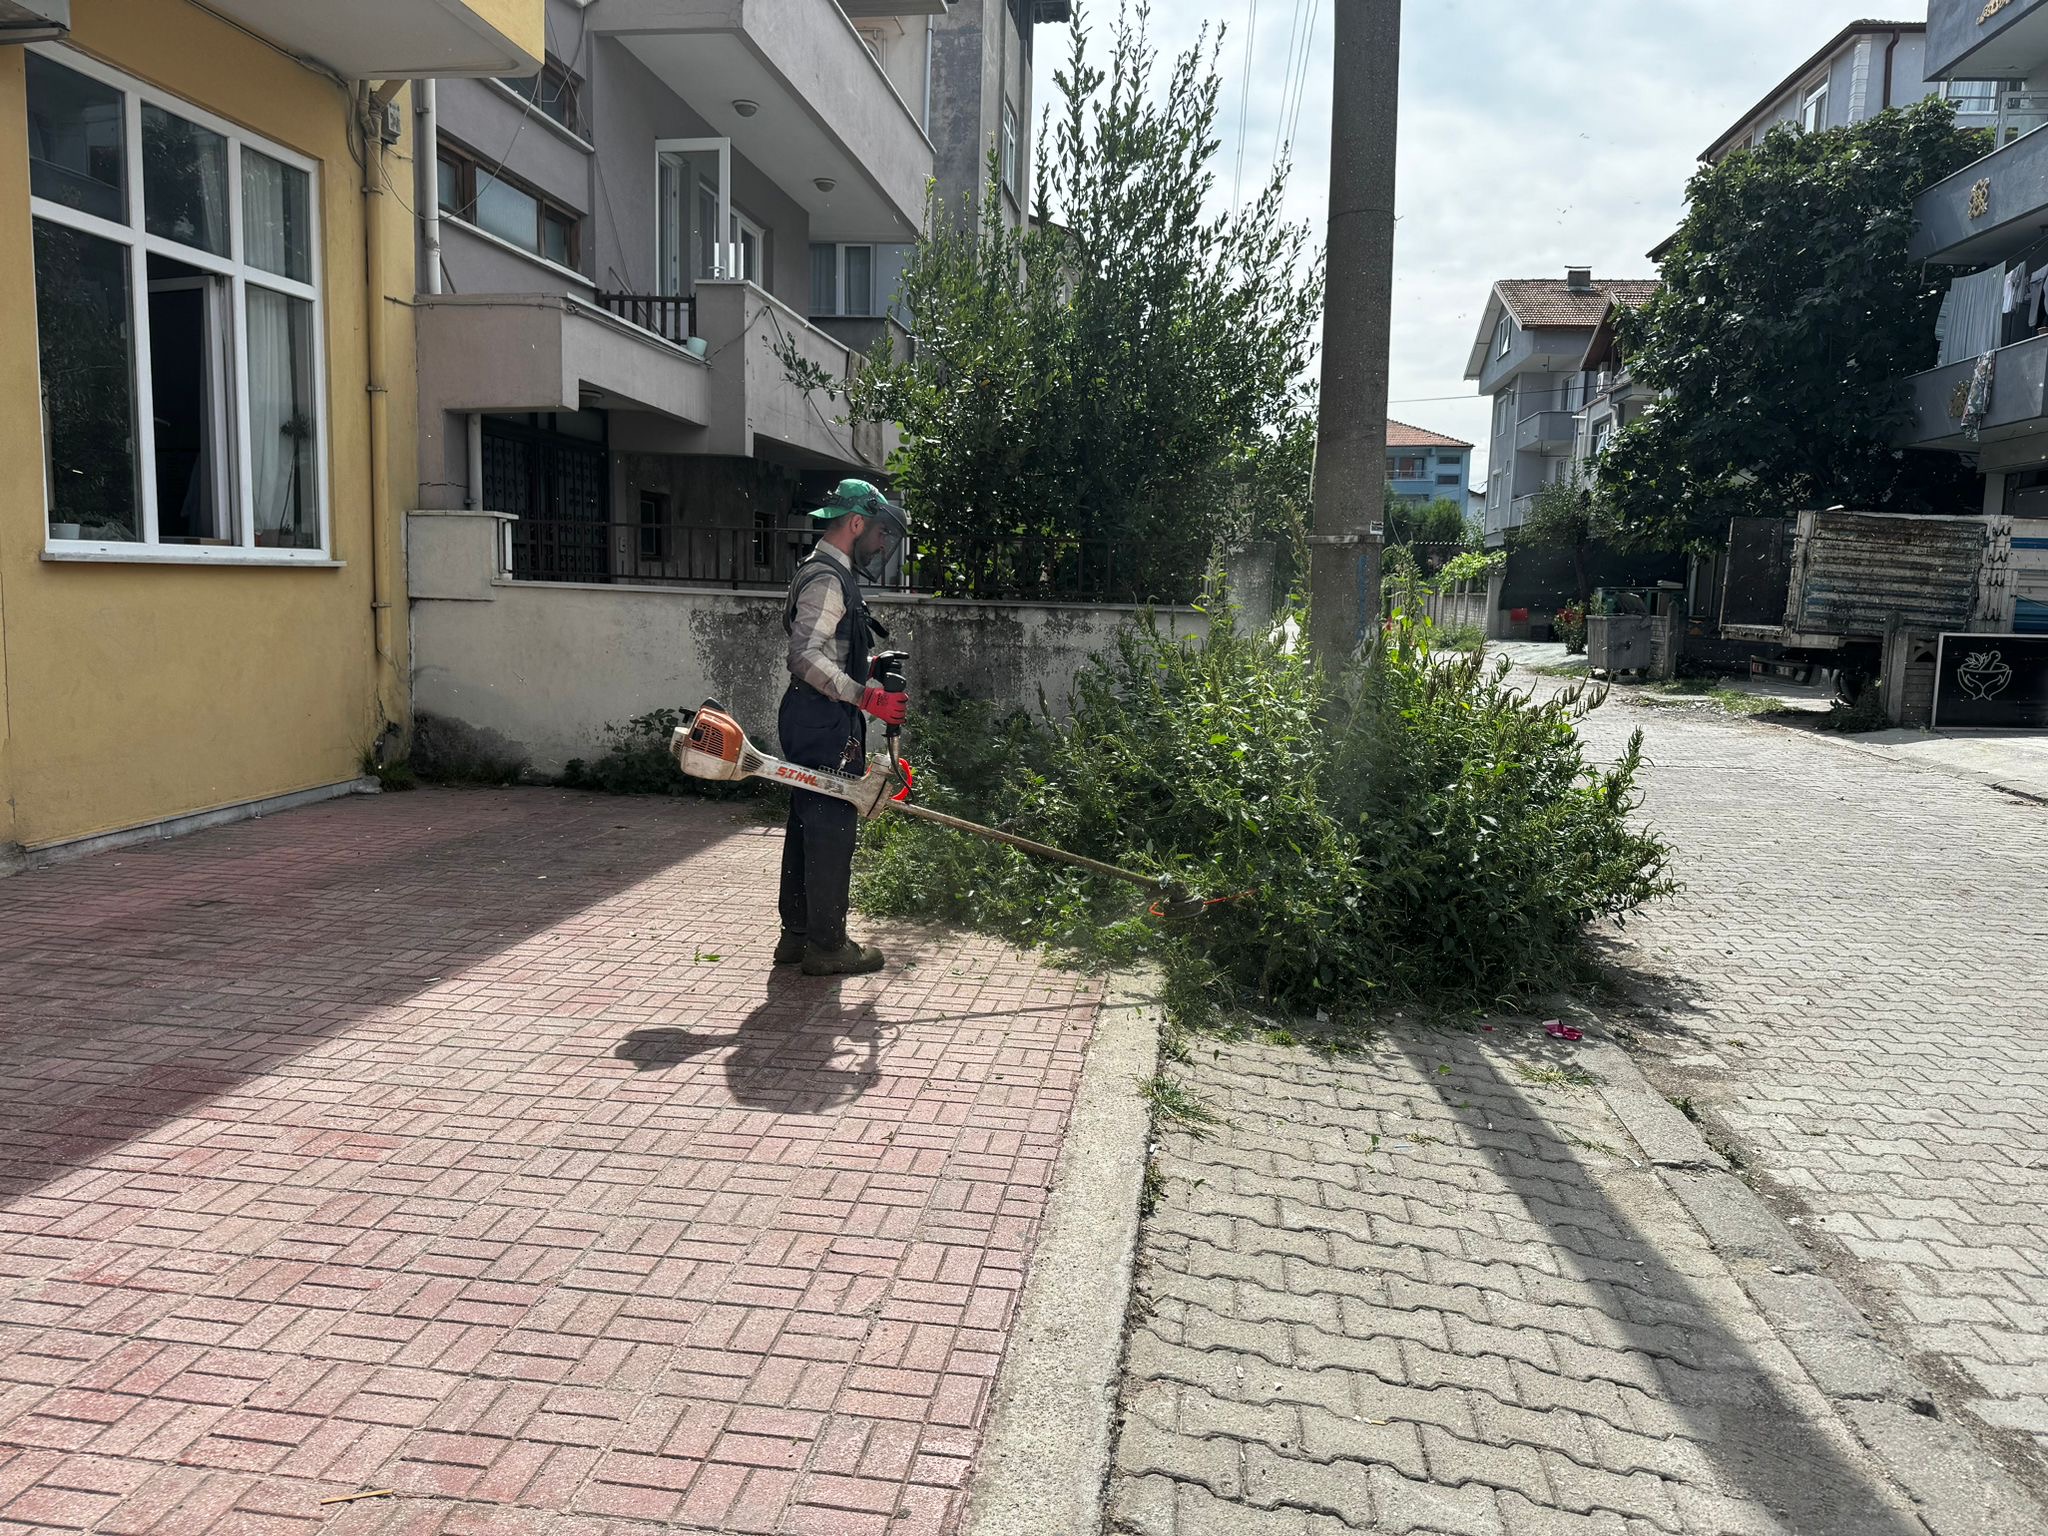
top-left (1464, 268), bottom-right (1659, 545)
top-left (1385, 421), bottom-right (1474, 517)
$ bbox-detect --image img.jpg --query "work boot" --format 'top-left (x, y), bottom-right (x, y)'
top-left (773, 930), bottom-right (807, 966)
top-left (801, 939), bottom-right (885, 977)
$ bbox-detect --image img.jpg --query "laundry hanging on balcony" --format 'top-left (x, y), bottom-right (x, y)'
top-left (1963, 350), bottom-right (1997, 441)
top-left (1939, 266), bottom-right (2006, 367)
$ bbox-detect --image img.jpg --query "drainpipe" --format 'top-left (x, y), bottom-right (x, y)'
top-left (416, 79), bottom-right (442, 295)
top-left (922, 18), bottom-right (934, 136)
top-left (1881, 30), bottom-right (1900, 111)
top-left (358, 83), bottom-right (402, 743)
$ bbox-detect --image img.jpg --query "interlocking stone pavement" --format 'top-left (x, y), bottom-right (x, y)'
top-left (1107, 1028), bottom-right (1926, 1535)
top-left (0, 788), bottom-right (1105, 1535)
top-left (1106, 678), bottom-right (2048, 1535)
top-left (1572, 694), bottom-right (2048, 1495)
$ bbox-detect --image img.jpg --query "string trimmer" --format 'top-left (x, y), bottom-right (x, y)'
top-left (670, 700), bottom-right (1213, 923)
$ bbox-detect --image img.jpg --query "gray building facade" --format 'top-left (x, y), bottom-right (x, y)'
top-left (1464, 270), bottom-right (1658, 546)
top-left (411, 0), bottom-right (1064, 590)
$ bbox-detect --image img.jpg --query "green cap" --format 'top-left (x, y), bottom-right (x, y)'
top-left (810, 478), bottom-right (910, 537)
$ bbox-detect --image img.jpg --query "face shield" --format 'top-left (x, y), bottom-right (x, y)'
top-left (853, 497), bottom-right (910, 582)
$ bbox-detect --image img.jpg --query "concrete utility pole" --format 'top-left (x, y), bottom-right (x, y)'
top-left (1308, 0), bottom-right (1400, 667)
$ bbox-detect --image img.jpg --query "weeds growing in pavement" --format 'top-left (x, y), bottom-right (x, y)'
top-left (855, 605), bottom-right (1673, 1031)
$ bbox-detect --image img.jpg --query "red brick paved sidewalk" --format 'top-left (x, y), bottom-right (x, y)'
top-left (0, 789), bottom-right (1106, 1535)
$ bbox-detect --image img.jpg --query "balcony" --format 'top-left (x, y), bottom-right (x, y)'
top-left (1900, 332), bottom-right (2048, 449)
top-left (810, 312), bottom-right (913, 362)
top-left (1929, 0), bottom-right (2048, 83)
top-left (415, 292), bottom-right (713, 426)
top-left (593, 0), bottom-right (933, 243)
top-left (195, 0), bottom-right (540, 78)
top-left (1911, 95), bottom-right (2048, 266)
top-left (1514, 411), bottom-right (1577, 456)
top-left (693, 280), bottom-right (892, 471)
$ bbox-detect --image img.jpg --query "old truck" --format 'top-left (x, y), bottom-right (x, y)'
top-left (1697, 509), bottom-right (2048, 722)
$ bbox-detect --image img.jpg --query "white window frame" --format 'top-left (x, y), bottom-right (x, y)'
top-left (1494, 312), bottom-right (1512, 359)
top-left (29, 43), bottom-right (329, 563)
top-left (731, 206), bottom-right (766, 288)
top-left (1001, 98), bottom-right (1021, 201)
top-left (655, 137), bottom-right (731, 292)
top-left (810, 243), bottom-right (877, 317)
top-left (1801, 78), bottom-right (1829, 134)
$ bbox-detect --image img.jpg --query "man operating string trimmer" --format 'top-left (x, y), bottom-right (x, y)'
top-left (774, 478), bottom-right (912, 977)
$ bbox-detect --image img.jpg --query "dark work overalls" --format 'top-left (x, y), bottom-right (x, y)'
top-left (777, 550), bottom-right (872, 951)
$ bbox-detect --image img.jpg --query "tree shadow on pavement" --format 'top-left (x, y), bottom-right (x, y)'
top-left (1388, 1029), bottom-right (1921, 1535)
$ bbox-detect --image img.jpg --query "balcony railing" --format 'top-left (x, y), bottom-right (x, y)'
top-left (506, 521), bottom-right (1202, 603)
top-left (596, 291), bottom-right (697, 347)
top-left (1998, 91), bottom-right (2048, 147)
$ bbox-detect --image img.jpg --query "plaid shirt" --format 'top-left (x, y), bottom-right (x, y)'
top-left (786, 542), bottom-right (864, 704)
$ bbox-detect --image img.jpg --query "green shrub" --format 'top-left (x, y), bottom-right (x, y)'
top-left (1817, 678), bottom-right (1888, 734)
top-left (1554, 606), bottom-right (1588, 654)
top-left (560, 708), bottom-right (753, 798)
top-left (855, 609), bottom-right (1672, 1015)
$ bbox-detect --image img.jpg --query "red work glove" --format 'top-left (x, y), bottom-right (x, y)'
top-left (860, 686), bottom-right (908, 727)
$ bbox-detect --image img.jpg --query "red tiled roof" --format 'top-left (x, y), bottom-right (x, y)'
top-left (1386, 420), bottom-right (1471, 450)
top-left (1496, 278), bottom-right (1662, 330)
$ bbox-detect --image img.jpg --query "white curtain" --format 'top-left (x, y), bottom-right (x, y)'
top-left (241, 149), bottom-right (307, 282)
top-left (1938, 266), bottom-right (2006, 368)
top-left (247, 286), bottom-right (312, 545)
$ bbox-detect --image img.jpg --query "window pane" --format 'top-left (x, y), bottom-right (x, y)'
top-left (541, 211), bottom-right (573, 267)
top-left (846, 245), bottom-right (873, 316)
top-left (34, 220), bottom-right (140, 541)
top-left (696, 179), bottom-right (718, 278)
top-left (243, 148), bottom-right (312, 282)
top-left (811, 244), bottom-right (837, 315)
top-left (437, 155), bottom-right (460, 215)
top-left (477, 171), bottom-right (538, 251)
top-left (148, 259), bottom-right (232, 543)
top-left (538, 68), bottom-right (579, 133)
top-left (142, 105), bottom-right (229, 255)
top-left (246, 286), bottom-right (319, 549)
top-left (26, 53), bottom-right (126, 222)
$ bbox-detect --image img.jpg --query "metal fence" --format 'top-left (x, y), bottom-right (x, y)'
top-left (596, 291), bottom-right (696, 346)
top-left (507, 519), bottom-right (1198, 604)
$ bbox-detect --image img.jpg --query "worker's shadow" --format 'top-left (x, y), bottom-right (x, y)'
top-left (613, 968), bottom-right (885, 1115)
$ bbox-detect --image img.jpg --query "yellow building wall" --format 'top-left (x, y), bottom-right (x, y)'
top-left (0, 1), bottom-right (425, 853)
top-left (457, 0), bottom-right (547, 71)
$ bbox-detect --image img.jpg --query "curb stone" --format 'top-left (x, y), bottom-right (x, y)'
top-left (961, 969), bottom-right (1161, 1536)
top-left (1584, 1038), bottom-right (2048, 1536)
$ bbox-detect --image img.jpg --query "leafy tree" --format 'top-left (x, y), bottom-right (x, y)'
top-left (814, 3), bottom-right (1323, 601)
top-left (1597, 99), bottom-right (1988, 551)
top-left (1383, 491), bottom-right (1470, 548)
top-left (1517, 469), bottom-right (1606, 609)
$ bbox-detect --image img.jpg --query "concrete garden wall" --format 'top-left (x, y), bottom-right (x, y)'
top-left (407, 511), bottom-right (1204, 773)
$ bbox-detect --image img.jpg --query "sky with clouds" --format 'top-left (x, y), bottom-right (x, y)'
top-left (1031, 1), bottom-right (1924, 481)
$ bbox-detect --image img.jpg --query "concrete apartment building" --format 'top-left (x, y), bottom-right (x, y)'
top-left (1385, 422), bottom-right (1472, 518)
top-left (1464, 269), bottom-right (1658, 545)
top-left (1898, 0), bottom-right (2048, 633)
top-left (1699, 17), bottom-right (1998, 164)
top-left (413, 0), bottom-right (1066, 593)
